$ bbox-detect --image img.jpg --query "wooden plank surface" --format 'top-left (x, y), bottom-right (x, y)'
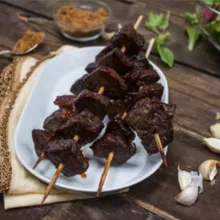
top-left (2, 0), bottom-right (220, 76)
top-left (0, 1), bottom-right (220, 220)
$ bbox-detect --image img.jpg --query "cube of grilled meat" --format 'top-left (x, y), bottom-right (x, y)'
top-left (44, 139), bottom-right (89, 177)
top-left (58, 110), bottom-right (104, 145)
top-left (130, 83), bottom-right (164, 101)
top-left (97, 48), bottom-right (133, 75)
top-left (95, 44), bottom-right (115, 62)
top-left (43, 108), bottom-right (76, 132)
top-left (124, 65), bottom-right (160, 89)
top-left (85, 62), bottom-right (96, 73)
top-left (106, 119), bottom-right (135, 142)
top-left (107, 98), bottom-right (133, 120)
top-left (111, 24), bottom-right (145, 57)
top-left (130, 55), bottom-right (150, 69)
top-left (54, 95), bottom-right (76, 109)
top-left (70, 74), bottom-right (89, 96)
top-left (32, 129), bottom-right (59, 156)
top-left (84, 66), bottom-right (128, 100)
top-left (95, 24), bottom-right (145, 62)
top-left (91, 133), bottom-right (136, 165)
top-left (124, 98), bottom-right (176, 154)
top-left (74, 89), bottom-right (110, 120)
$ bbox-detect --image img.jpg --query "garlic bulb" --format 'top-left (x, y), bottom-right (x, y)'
top-left (210, 123), bottom-right (220, 139)
top-left (178, 166), bottom-right (191, 190)
top-left (203, 138), bottom-right (220, 154)
top-left (199, 160), bottom-right (220, 181)
top-left (175, 186), bottom-right (198, 206)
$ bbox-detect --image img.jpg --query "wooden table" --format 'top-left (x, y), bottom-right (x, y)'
top-left (0, 0), bottom-right (220, 219)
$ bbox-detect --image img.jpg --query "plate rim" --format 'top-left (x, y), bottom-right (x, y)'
top-left (15, 46), bottom-right (169, 193)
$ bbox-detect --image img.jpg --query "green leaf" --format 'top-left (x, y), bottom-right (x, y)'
top-left (185, 12), bottom-right (199, 25)
top-left (202, 0), bottom-right (220, 5)
top-left (145, 12), bottom-right (170, 34)
top-left (155, 32), bottom-right (174, 67)
top-left (185, 26), bottom-right (201, 51)
top-left (206, 17), bottom-right (220, 43)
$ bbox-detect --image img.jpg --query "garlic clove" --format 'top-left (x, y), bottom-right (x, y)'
top-left (199, 160), bottom-right (220, 181)
top-left (210, 123), bottom-right (220, 139)
top-left (178, 165), bottom-right (191, 191)
top-left (203, 138), bottom-right (220, 154)
top-left (175, 186), bottom-right (198, 206)
top-left (102, 32), bottom-right (115, 41)
top-left (216, 112), bottom-right (220, 120)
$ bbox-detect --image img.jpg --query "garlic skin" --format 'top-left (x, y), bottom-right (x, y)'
top-left (203, 138), bottom-right (220, 154)
top-left (178, 166), bottom-right (191, 190)
top-left (210, 123), bottom-right (220, 139)
top-left (199, 160), bottom-right (220, 181)
top-left (175, 186), bottom-right (198, 206)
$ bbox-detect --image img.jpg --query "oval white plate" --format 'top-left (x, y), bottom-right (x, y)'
top-left (15, 46), bottom-right (168, 193)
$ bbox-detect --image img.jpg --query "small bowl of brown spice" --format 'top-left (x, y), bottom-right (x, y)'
top-left (53, 1), bottom-right (112, 42)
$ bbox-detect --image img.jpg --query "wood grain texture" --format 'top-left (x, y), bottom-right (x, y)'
top-left (0, 1), bottom-right (220, 220)
top-left (2, 0), bottom-right (220, 76)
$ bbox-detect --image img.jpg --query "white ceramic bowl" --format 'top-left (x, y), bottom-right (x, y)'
top-left (15, 46), bottom-right (168, 194)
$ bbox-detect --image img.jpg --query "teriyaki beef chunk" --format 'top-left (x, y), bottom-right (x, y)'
top-left (95, 24), bottom-right (145, 62)
top-left (84, 66), bottom-right (128, 100)
top-left (32, 129), bottom-right (59, 156)
top-left (54, 95), bottom-right (76, 109)
top-left (130, 83), bottom-right (164, 101)
top-left (105, 119), bottom-right (135, 142)
top-left (124, 65), bottom-right (160, 88)
top-left (74, 89), bottom-right (110, 120)
top-left (107, 98), bottom-right (133, 120)
top-left (125, 98), bottom-right (176, 154)
top-left (43, 108), bottom-right (76, 132)
top-left (44, 139), bottom-right (88, 177)
top-left (58, 110), bottom-right (104, 145)
top-left (85, 62), bottom-right (96, 73)
top-left (91, 133), bottom-right (136, 165)
top-left (70, 74), bottom-right (89, 96)
top-left (111, 24), bottom-right (145, 57)
top-left (97, 48), bottom-right (133, 75)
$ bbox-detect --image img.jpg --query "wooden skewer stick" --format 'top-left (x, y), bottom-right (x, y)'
top-left (33, 152), bottom-right (45, 169)
top-left (97, 152), bottom-right (114, 197)
top-left (41, 135), bottom-right (79, 205)
top-left (96, 16), bottom-right (144, 196)
top-left (144, 40), bottom-right (168, 168)
top-left (154, 133), bottom-right (168, 168)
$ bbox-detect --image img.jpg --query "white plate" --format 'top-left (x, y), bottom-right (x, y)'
top-left (15, 46), bottom-right (168, 193)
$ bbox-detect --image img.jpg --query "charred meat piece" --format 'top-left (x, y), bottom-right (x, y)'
top-left (95, 44), bottom-right (115, 62)
top-left (91, 133), bottom-right (136, 164)
top-left (97, 48), bottom-right (133, 75)
top-left (84, 66), bottom-right (128, 100)
top-left (58, 110), bottom-right (104, 145)
top-left (130, 83), bottom-right (164, 101)
top-left (111, 24), bottom-right (145, 57)
top-left (54, 95), bottom-right (76, 109)
top-left (85, 62), bottom-right (96, 73)
top-left (107, 98), bottom-right (133, 120)
top-left (45, 139), bottom-right (88, 177)
top-left (124, 66), bottom-right (160, 89)
top-left (106, 119), bottom-right (135, 141)
top-left (43, 108), bottom-right (76, 132)
top-left (70, 74), bottom-right (89, 96)
top-left (130, 55), bottom-right (150, 69)
top-left (32, 129), bottom-right (59, 156)
top-left (125, 98), bottom-right (176, 154)
top-left (74, 89), bottom-right (110, 120)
